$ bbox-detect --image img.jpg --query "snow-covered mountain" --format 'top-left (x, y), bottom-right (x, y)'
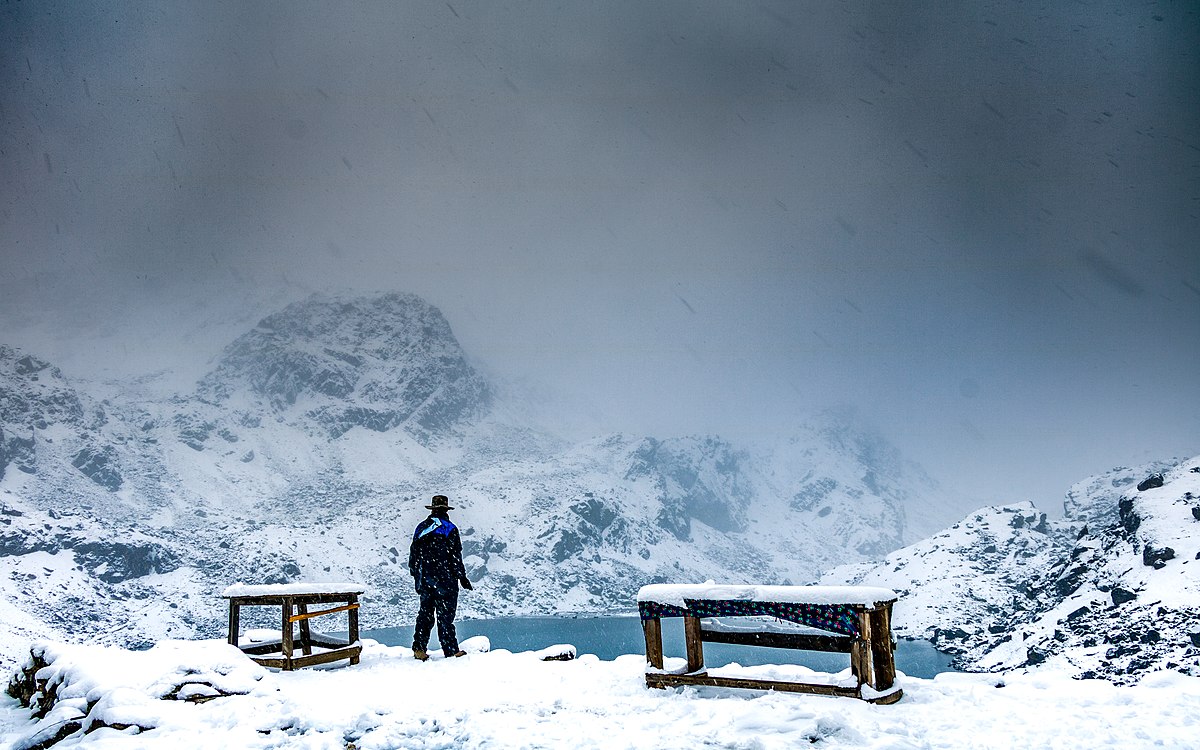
top-left (0, 292), bottom-right (962, 671)
top-left (821, 457), bottom-right (1200, 683)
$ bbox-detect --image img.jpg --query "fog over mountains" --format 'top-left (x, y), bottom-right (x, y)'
top-left (2, 1), bottom-right (1196, 512)
top-left (0, 292), bottom-right (975, 670)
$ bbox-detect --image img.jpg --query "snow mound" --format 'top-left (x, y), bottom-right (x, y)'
top-left (5, 638), bottom-right (1200, 749)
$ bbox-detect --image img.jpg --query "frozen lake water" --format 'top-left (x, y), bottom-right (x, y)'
top-left (360, 614), bottom-right (958, 678)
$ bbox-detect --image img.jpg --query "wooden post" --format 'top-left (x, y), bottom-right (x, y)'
top-left (643, 617), bottom-right (664, 670)
top-left (857, 608), bottom-right (875, 689)
top-left (281, 597), bottom-right (294, 670)
top-left (348, 595), bottom-right (360, 665)
top-left (683, 615), bottom-right (705, 674)
top-left (227, 600), bottom-right (240, 647)
top-left (870, 604), bottom-right (896, 690)
top-left (296, 603), bottom-right (312, 656)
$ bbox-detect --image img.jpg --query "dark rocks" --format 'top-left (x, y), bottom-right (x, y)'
top-left (1025, 646), bottom-right (1049, 665)
top-left (1142, 545), bottom-right (1176, 569)
top-left (70, 445), bottom-right (122, 490)
top-left (72, 540), bottom-right (180, 582)
top-left (1118, 497), bottom-right (1141, 534)
top-left (934, 627), bottom-right (970, 642)
top-left (550, 529), bottom-right (587, 563)
top-left (1140, 629), bottom-right (1161, 644)
top-left (569, 495), bottom-right (618, 530)
top-left (789, 477), bottom-right (838, 511)
top-left (1111, 587), bottom-right (1138, 606)
top-left (1054, 565), bottom-right (1089, 597)
top-left (655, 498), bottom-right (691, 541)
top-left (1065, 606), bottom-right (1090, 622)
top-left (1190, 632), bottom-right (1200, 648)
top-left (1192, 507), bottom-right (1200, 521)
top-left (1009, 511), bottom-right (1048, 533)
top-left (1136, 473), bottom-right (1165, 492)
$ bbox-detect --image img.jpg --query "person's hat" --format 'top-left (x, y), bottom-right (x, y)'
top-left (426, 494), bottom-right (454, 510)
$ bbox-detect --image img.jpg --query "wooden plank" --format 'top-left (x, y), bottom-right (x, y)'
top-left (307, 636), bottom-right (350, 649)
top-left (699, 629), bottom-right (853, 653)
top-left (289, 646), bottom-right (363, 670)
top-left (348, 595), bottom-right (360, 665)
top-left (870, 604), bottom-right (896, 690)
top-left (225, 593), bottom-right (361, 607)
top-left (239, 642), bottom-right (284, 656)
top-left (859, 604), bottom-right (878, 686)
top-left (227, 601), bottom-right (239, 647)
top-left (287, 602), bottom-right (361, 623)
top-left (646, 672), bottom-right (858, 698)
top-left (642, 617), bottom-right (664, 670)
top-left (645, 673), bottom-right (903, 704)
top-left (249, 656), bottom-right (289, 669)
top-left (297, 603), bottom-right (312, 656)
top-left (683, 615), bottom-right (705, 673)
top-left (281, 598), bottom-right (294, 670)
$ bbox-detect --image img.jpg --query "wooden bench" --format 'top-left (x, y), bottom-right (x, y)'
top-left (222, 583), bottom-right (365, 670)
top-left (637, 583), bottom-right (902, 704)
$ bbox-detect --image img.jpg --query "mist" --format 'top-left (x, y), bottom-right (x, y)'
top-left (1, 1), bottom-right (1197, 511)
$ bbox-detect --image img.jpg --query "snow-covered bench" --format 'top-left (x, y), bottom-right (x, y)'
top-left (637, 583), bottom-right (902, 703)
top-left (222, 582), bottom-right (365, 670)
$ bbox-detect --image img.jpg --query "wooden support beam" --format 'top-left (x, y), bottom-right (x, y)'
top-left (683, 615), bottom-right (705, 673)
top-left (642, 617), bottom-right (664, 670)
top-left (699, 629), bottom-right (853, 653)
top-left (281, 598), bottom-right (294, 671)
top-left (348, 595), bottom-right (360, 664)
top-left (870, 604), bottom-right (896, 690)
top-left (645, 673), bottom-right (903, 704)
top-left (289, 646), bottom-right (363, 670)
top-left (856, 608), bottom-right (875, 689)
top-left (287, 602), bottom-right (361, 623)
top-left (227, 601), bottom-right (240, 647)
top-left (297, 603), bottom-right (312, 656)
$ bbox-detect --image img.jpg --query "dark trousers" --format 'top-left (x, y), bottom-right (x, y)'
top-left (413, 585), bottom-right (459, 656)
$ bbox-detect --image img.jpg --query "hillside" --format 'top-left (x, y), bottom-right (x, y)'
top-left (822, 457), bottom-right (1200, 682)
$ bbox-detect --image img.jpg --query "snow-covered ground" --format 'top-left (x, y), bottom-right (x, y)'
top-left (4, 638), bottom-right (1199, 749)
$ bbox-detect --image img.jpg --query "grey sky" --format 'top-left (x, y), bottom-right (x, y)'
top-left (2, 1), bottom-right (1197, 511)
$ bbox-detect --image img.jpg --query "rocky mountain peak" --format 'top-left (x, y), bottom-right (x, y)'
top-left (196, 292), bottom-right (492, 441)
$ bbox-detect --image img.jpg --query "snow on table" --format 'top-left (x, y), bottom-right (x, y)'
top-left (221, 582), bottom-right (365, 598)
top-left (636, 583), bottom-right (898, 608)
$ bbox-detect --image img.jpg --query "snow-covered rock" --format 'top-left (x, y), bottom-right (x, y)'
top-left (822, 456), bottom-right (1200, 682)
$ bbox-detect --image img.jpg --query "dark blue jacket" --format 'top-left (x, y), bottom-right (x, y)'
top-left (408, 514), bottom-right (465, 594)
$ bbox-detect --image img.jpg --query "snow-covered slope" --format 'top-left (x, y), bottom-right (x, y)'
top-left (0, 292), bottom-right (959, 672)
top-left (822, 457), bottom-right (1200, 682)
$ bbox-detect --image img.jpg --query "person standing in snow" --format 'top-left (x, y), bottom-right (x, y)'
top-left (408, 494), bottom-right (473, 660)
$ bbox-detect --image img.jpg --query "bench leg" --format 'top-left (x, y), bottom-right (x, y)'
top-left (642, 616), bottom-right (664, 670)
top-left (348, 595), bottom-right (360, 665)
top-left (684, 615), bottom-right (705, 674)
top-left (227, 602), bottom-right (240, 647)
top-left (282, 598), bottom-right (294, 670)
top-left (297, 603), bottom-right (312, 656)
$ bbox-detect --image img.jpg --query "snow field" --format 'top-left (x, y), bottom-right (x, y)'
top-left (4, 639), bottom-right (1200, 749)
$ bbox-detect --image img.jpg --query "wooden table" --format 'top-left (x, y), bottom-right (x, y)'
top-left (222, 583), bottom-right (365, 670)
top-left (637, 583), bottom-right (902, 704)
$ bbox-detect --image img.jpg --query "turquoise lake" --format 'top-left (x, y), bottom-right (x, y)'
top-left (360, 615), bottom-right (958, 679)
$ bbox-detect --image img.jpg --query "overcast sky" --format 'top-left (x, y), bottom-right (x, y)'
top-left (2, 1), bottom-right (1197, 510)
